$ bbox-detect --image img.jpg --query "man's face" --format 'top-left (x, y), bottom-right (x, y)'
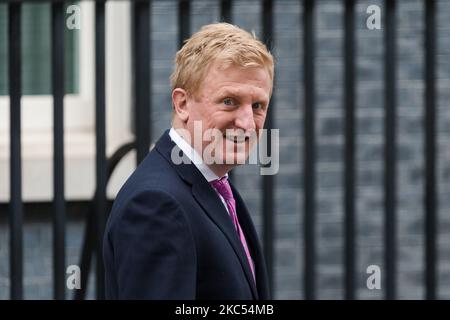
top-left (184, 62), bottom-right (272, 173)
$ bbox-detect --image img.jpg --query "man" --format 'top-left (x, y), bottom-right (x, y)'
top-left (103, 23), bottom-right (274, 299)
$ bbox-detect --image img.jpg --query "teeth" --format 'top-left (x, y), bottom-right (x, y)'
top-left (225, 135), bottom-right (247, 143)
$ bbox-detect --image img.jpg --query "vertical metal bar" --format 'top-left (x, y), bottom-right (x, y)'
top-left (52, 0), bottom-right (66, 300)
top-left (133, 1), bottom-right (151, 164)
top-left (221, 0), bottom-right (234, 182)
top-left (178, 0), bottom-right (190, 49)
top-left (262, 0), bottom-right (274, 295)
top-left (95, 0), bottom-right (107, 300)
top-left (424, 0), bottom-right (437, 300)
top-left (8, 2), bottom-right (23, 300)
top-left (344, 0), bottom-right (356, 300)
top-left (384, 0), bottom-right (397, 300)
top-left (220, 0), bottom-right (232, 23)
top-left (303, 0), bottom-right (316, 300)
top-left (74, 204), bottom-right (95, 300)
top-left (74, 142), bottom-right (135, 300)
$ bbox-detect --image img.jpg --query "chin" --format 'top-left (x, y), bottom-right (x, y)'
top-left (222, 143), bottom-right (250, 164)
top-left (222, 152), bottom-right (249, 166)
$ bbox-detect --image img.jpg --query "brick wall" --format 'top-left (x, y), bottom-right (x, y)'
top-left (1, 0), bottom-right (450, 299)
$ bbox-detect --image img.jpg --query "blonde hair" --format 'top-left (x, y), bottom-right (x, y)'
top-left (170, 23), bottom-right (274, 98)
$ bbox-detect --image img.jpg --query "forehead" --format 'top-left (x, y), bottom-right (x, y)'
top-left (199, 62), bottom-right (272, 99)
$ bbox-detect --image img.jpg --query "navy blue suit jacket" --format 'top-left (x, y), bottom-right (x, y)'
top-left (103, 130), bottom-right (270, 299)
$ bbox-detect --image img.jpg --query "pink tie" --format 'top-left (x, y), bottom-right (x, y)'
top-left (210, 176), bottom-right (255, 282)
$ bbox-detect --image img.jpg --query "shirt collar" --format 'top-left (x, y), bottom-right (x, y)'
top-left (169, 127), bottom-right (227, 182)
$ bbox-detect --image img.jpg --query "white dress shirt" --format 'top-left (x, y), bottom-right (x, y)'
top-left (169, 127), bottom-right (230, 213)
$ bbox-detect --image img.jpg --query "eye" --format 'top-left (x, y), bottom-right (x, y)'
top-left (223, 98), bottom-right (235, 106)
top-left (252, 102), bottom-right (262, 109)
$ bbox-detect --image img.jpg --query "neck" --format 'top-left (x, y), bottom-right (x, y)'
top-left (172, 125), bottom-right (235, 178)
top-left (208, 164), bottom-right (233, 178)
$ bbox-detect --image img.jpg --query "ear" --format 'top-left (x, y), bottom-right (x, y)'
top-left (172, 88), bottom-right (190, 123)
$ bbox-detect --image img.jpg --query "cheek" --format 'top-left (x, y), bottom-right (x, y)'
top-left (209, 111), bottom-right (232, 127)
top-left (186, 100), bottom-right (198, 119)
top-left (254, 114), bottom-right (266, 129)
top-left (188, 101), bottom-right (211, 125)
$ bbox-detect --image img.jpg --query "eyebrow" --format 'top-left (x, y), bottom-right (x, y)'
top-left (217, 87), bottom-right (269, 103)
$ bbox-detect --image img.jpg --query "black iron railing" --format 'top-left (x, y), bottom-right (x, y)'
top-left (3, 0), bottom-right (439, 300)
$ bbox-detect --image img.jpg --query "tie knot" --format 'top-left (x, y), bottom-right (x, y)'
top-left (210, 176), bottom-right (234, 201)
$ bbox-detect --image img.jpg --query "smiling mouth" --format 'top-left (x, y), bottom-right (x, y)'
top-left (224, 135), bottom-right (249, 143)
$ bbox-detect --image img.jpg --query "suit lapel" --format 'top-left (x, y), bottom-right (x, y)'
top-left (191, 182), bottom-right (259, 299)
top-left (155, 131), bottom-right (259, 299)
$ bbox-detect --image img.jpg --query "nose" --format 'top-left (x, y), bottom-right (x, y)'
top-left (234, 103), bottom-right (256, 131)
